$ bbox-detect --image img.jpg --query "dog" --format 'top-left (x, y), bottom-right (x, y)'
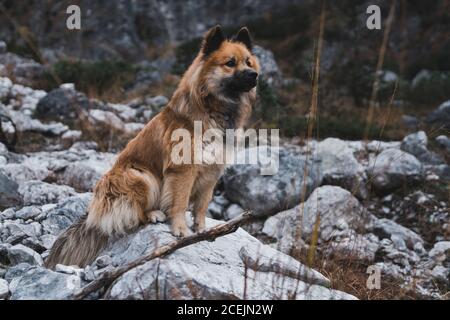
top-left (45, 25), bottom-right (260, 268)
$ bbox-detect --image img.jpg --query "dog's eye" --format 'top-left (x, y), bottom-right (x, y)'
top-left (225, 60), bottom-right (236, 68)
top-left (246, 58), bottom-right (252, 67)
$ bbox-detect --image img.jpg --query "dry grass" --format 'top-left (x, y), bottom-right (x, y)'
top-left (298, 251), bottom-right (423, 300)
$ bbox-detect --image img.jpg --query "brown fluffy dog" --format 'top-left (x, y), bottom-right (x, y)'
top-left (45, 26), bottom-right (260, 268)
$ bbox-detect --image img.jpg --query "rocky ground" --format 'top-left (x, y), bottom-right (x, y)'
top-left (0, 44), bottom-right (449, 300)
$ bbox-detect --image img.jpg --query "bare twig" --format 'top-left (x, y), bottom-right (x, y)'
top-left (72, 211), bottom-right (254, 300)
top-left (364, 0), bottom-right (397, 141)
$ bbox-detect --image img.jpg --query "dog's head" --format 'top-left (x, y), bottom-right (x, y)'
top-left (198, 26), bottom-right (260, 100)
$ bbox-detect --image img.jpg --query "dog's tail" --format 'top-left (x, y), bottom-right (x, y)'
top-left (44, 216), bottom-right (109, 269)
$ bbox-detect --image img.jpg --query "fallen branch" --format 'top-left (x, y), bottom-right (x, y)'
top-left (72, 211), bottom-right (254, 300)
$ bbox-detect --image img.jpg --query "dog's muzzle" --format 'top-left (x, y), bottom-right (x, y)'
top-left (229, 70), bottom-right (259, 92)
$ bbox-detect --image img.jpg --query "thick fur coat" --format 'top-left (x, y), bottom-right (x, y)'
top-left (45, 26), bottom-right (260, 268)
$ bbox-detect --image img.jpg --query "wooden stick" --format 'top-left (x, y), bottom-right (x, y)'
top-left (72, 211), bottom-right (254, 300)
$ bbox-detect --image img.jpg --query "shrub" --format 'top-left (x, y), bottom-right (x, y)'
top-left (43, 60), bottom-right (137, 96)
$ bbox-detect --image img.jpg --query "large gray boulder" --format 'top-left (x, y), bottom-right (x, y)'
top-left (367, 148), bottom-right (423, 194)
top-left (35, 87), bottom-right (93, 122)
top-left (223, 147), bottom-right (322, 217)
top-left (100, 215), bottom-right (355, 300)
top-left (262, 186), bottom-right (372, 255)
top-left (316, 138), bottom-right (367, 199)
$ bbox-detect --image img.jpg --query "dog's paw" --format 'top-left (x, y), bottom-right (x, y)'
top-left (194, 221), bottom-right (206, 233)
top-left (147, 210), bottom-right (167, 224)
top-left (171, 224), bottom-right (193, 238)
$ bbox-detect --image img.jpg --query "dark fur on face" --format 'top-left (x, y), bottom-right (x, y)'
top-left (199, 26), bottom-right (260, 101)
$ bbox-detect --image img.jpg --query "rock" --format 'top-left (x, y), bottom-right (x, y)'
top-left (9, 267), bottom-right (81, 300)
top-left (35, 87), bottom-right (92, 122)
top-left (401, 131), bottom-right (428, 156)
top-left (238, 243), bottom-right (330, 287)
top-left (95, 255), bottom-right (112, 269)
top-left (0, 77), bottom-right (12, 99)
top-left (412, 69), bottom-right (431, 87)
top-left (61, 130), bottom-right (82, 143)
top-left (41, 193), bottom-right (91, 235)
top-left (262, 186), bottom-right (370, 254)
top-left (4, 263), bottom-right (33, 282)
top-left (7, 244), bottom-right (43, 266)
top-left (0, 41), bottom-right (6, 54)
top-left (429, 241), bottom-right (450, 263)
top-left (401, 131), bottom-right (443, 165)
top-left (0, 54), bottom-right (46, 87)
top-left (430, 265), bottom-right (449, 283)
top-left (54, 264), bottom-right (84, 277)
top-left (18, 180), bottom-right (77, 206)
top-left (316, 138), bottom-right (367, 199)
top-left (0, 157), bottom-right (50, 185)
top-left (427, 100), bottom-right (450, 129)
top-left (368, 148), bottom-right (423, 193)
top-left (0, 278), bottom-right (9, 299)
top-left (124, 122), bottom-right (145, 135)
top-left (252, 46), bottom-right (282, 86)
top-left (370, 219), bottom-right (424, 251)
top-left (106, 103), bottom-right (137, 122)
top-left (13, 206), bottom-right (42, 220)
top-left (0, 172), bottom-right (22, 209)
top-left (323, 232), bottom-right (380, 262)
top-left (435, 135), bottom-right (450, 153)
top-left (401, 115), bottom-right (419, 129)
top-left (2, 220), bottom-right (42, 243)
top-left (61, 158), bottom-right (111, 192)
top-left (223, 147), bottom-right (322, 216)
top-left (88, 109), bottom-right (125, 132)
top-left (145, 95), bottom-right (169, 109)
top-left (224, 203), bottom-right (244, 220)
top-left (99, 214), bottom-right (354, 300)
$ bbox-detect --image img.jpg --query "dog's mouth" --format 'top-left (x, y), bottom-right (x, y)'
top-left (224, 71), bottom-right (258, 94)
top-left (240, 79), bottom-right (258, 92)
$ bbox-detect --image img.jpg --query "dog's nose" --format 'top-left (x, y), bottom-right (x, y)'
top-left (244, 70), bottom-right (258, 81)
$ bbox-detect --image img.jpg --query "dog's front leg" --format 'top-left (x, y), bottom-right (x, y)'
top-left (192, 184), bottom-right (215, 233)
top-left (160, 169), bottom-right (195, 237)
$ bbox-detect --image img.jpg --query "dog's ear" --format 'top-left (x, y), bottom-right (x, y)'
top-left (202, 25), bottom-right (225, 57)
top-left (234, 27), bottom-right (252, 51)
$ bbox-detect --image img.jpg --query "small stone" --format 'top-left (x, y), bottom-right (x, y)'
top-left (0, 41), bottom-right (6, 54)
top-left (224, 203), bottom-right (243, 220)
top-left (431, 265), bottom-right (449, 283)
top-left (8, 244), bottom-right (43, 266)
top-left (0, 278), bottom-right (9, 299)
top-left (9, 267), bottom-right (81, 300)
top-left (55, 264), bottom-right (83, 277)
top-left (59, 83), bottom-right (75, 90)
top-left (95, 255), bottom-right (112, 269)
top-left (14, 206), bottom-right (42, 220)
top-left (429, 241), bottom-right (450, 262)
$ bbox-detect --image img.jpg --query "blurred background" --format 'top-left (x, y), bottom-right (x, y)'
top-left (0, 0), bottom-right (449, 146)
